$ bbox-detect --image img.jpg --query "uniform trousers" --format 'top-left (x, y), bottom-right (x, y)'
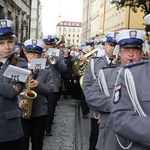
top-left (89, 118), bottom-right (99, 150)
top-left (62, 78), bottom-right (71, 97)
top-left (0, 138), bottom-right (22, 150)
top-left (20, 115), bottom-right (47, 150)
top-left (80, 89), bottom-right (90, 116)
top-left (45, 92), bottom-right (60, 133)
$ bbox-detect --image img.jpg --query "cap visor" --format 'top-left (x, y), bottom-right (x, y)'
top-left (0, 33), bottom-right (15, 39)
top-left (121, 44), bottom-right (142, 49)
top-left (26, 49), bottom-right (41, 54)
top-left (107, 41), bottom-right (116, 46)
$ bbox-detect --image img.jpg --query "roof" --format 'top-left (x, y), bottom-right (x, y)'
top-left (56, 21), bottom-right (82, 27)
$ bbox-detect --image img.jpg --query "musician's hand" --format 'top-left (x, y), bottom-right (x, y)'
top-left (44, 54), bottom-right (49, 58)
top-left (29, 79), bottom-right (39, 88)
top-left (80, 56), bottom-right (87, 62)
top-left (19, 100), bottom-right (26, 109)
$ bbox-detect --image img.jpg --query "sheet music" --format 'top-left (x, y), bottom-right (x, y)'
top-left (48, 48), bottom-right (60, 57)
top-left (3, 65), bottom-right (31, 83)
top-left (30, 58), bottom-right (46, 69)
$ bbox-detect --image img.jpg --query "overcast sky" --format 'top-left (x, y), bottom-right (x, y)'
top-left (40, 0), bottom-right (83, 36)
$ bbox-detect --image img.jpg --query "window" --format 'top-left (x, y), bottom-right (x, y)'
top-left (8, 11), bottom-right (13, 20)
top-left (59, 27), bottom-right (62, 31)
top-left (0, 6), bottom-right (5, 19)
top-left (76, 29), bottom-right (80, 32)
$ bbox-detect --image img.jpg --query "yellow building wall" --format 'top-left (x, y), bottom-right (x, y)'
top-left (125, 7), bottom-right (145, 29)
top-left (104, 6), bottom-right (145, 33)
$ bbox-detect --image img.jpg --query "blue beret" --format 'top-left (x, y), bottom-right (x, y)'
top-left (0, 19), bottom-right (16, 39)
top-left (24, 39), bottom-right (45, 54)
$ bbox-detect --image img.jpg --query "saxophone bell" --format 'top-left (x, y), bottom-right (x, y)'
top-left (22, 90), bottom-right (37, 119)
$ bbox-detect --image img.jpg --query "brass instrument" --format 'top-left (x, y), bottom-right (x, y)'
top-left (73, 46), bottom-right (99, 77)
top-left (56, 35), bottom-right (66, 48)
top-left (49, 52), bottom-right (57, 65)
top-left (22, 68), bottom-right (38, 119)
top-left (48, 35), bottom-right (66, 64)
top-left (112, 54), bottom-right (120, 66)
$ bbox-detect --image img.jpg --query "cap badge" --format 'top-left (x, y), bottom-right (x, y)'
top-left (0, 20), bottom-right (7, 28)
top-left (114, 32), bottom-right (119, 38)
top-left (129, 31), bottom-right (137, 38)
top-left (32, 39), bottom-right (37, 47)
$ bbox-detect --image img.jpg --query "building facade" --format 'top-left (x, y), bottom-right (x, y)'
top-left (0, 0), bottom-right (42, 43)
top-left (82, 0), bottom-right (146, 41)
top-left (56, 21), bottom-right (82, 47)
top-left (0, 0), bottom-right (31, 43)
top-left (30, 0), bottom-right (42, 39)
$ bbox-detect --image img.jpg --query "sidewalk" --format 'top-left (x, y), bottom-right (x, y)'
top-left (42, 96), bottom-right (90, 150)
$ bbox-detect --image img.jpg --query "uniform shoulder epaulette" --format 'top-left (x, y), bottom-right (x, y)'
top-left (123, 60), bottom-right (148, 68)
top-left (91, 56), bottom-right (102, 59)
top-left (101, 66), bottom-right (116, 70)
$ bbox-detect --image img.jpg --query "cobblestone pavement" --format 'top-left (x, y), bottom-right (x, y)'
top-left (42, 96), bottom-right (91, 150)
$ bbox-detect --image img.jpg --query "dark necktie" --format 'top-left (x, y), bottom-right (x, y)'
top-left (0, 62), bottom-right (3, 69)
top-left (109, 58), bottom-right (113, 66)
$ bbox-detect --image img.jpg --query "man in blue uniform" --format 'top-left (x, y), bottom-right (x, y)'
top-left (42, 35), bottom-right (67, 136)
top-left (83, 29), bottom-right (147, 150)
top-left (109, 16), bottom-right (150, 150)
top-left (82, 32), bottom-right (118, 150)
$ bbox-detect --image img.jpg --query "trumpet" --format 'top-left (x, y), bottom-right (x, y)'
top-left (49, 52), bottom-right (57, 64)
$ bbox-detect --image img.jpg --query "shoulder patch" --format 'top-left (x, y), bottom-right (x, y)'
top-left (113, 84), bottom-right (122, 104)
top-left (123, 60), bottom-right (148, 68)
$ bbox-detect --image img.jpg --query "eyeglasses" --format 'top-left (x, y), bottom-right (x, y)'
top-left (122, 49), bottom-right (142, 54)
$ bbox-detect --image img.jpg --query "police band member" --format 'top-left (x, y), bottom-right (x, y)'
top-left (18, 39), bottom-right (53, 150)
top-left (86, 30), bottom-right (145, 150)
top-left (42, 35), bottom-right (67, 136)
top-left (109, 18), bottom-right (150, 150)
top-left (71, 41), bottom-right (96, 119)
top-left (82, 32), bottom-right (117, 150)
top-left (0, 19), bottom-right (28, 150)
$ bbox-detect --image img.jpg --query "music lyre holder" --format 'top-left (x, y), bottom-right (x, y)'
top-left (32, 64), bottom-right (41, 80)
top-left (10, 74), bottom-right (20, 85)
